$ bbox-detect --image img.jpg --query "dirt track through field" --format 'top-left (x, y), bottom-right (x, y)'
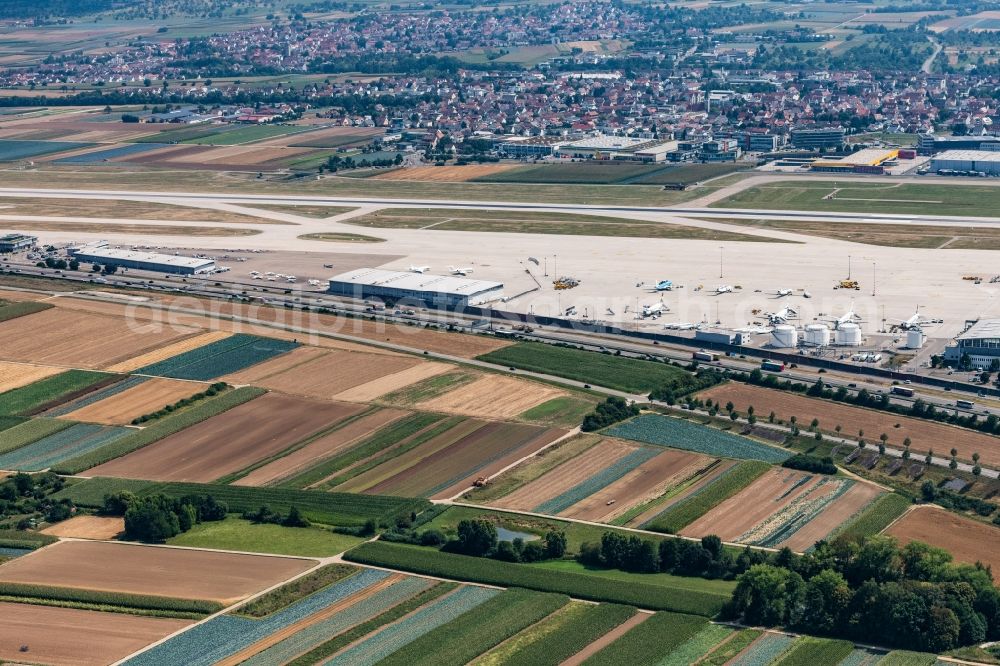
top-left (0, 541), bottom-right (313, 604)
top-left (560, 449), bottom-right (709, 523)
top-left (233, 408), bottom-right (410, 486)
top-left (0, 602), bottom-right (191, 666)
top-left (415, 374), bottom-right (565, 419)
top-left (87, 393), bottom-right (364, 482)
top-left (0, 360), bottom-right (62, 393)
top-left (888, 506), bottom-right (1000, 577)
top-left (561, 612), bottom-right (649, 666)
top-left (698, 383), bottom-right (1000, 466)
top-left (491, 438), bottom-right (637, 511)
top-left (61, 377), bottom-right (203, 425)
top-left (681, 468), bottom-right (819, 540)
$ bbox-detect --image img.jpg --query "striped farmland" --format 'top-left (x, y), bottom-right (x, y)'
top-left (533, 447), bottom-right (661, 515)
top-left (43, 376), bottom-right (148, 417)
top-left (730, 633), bottom-right (796, 666)
top-left (54, 143), bottom-right (170, 164)
top-left (0, 423), bottom-right (130, 471)
top-left (137, 334), bottom-right (299, 381)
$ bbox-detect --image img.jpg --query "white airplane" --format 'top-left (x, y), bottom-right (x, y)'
top-left (825, 303), bottom-right (863, 328)
top-left (714, 285), bottom-right (734, 295)
top-left (768, 288), bottom-right (794, 298)
top-left (449, 265), bottom-right (474, 276)
top-left (892, 306), bottom-right (937, 330)
top-left (766, 306), bottom-right (798, 324)
top-left (641, 302), bottom-right (667, 318)
top-left (409, 265), bottom-right (431, 274)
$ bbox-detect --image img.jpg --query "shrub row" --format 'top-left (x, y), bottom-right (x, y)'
top-left (344, 541), bottom-right (728, 616)
top-left (130, 382), bottom-right (229, 424)
top-left (0, 582), bottom-right (223, 616)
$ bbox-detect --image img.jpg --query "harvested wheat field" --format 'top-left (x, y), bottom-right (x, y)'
top-left (372, 164), bottom-right (519, 182)
top-left (0, 603), bottom-right (191, 666)
top-left (888, 506), bottom-right (1000, 577)
top-left (491, 438), bottom-right (638, 511)
top-left (0, 541), bottom-right (313, 604)
top-left (779, 481), bottom-right (883, 552)
top-left (104, 330), bottom-right (230, 372)
top-left (40, 515), bottom-right (124, 540)
top-left (0, 360), bottom-right (63, 393)
top-left (682, 468), bottom-right (825, 541)
top-left (560, 448), bottom-right (710, 523)
top-left (225, 348), bottom-right (423, 400)
top-left (698, 383), bottom-right (1000, 467)
top-left (416, 374), bottom-right (565, 419)
top-left (61, 377), bottom-right (204, 425)
top-left (87, 393), bottom-right (365, 482)
top-left (0, 308), bottom-right (197, 369)
top-left (334, 361), bottom-right (454, 402)
top-left (233, 407), bottom-right (410, 486)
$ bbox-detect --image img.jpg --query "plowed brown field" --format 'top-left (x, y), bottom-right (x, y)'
top-left (682, 468), bottom-right (821, 540)
top-left (40, 515), bottom-right (124, 540)
top-left (0, 308), bottom-right (197, 369)
top-left (86, 393), bottom-right (364, 482)
top-left (560, 449), bottom-right (709, 523)
top-left (62, 377), bottom-right (203, 425)
top-left (0, 361), bottom-right (62, 393)
top-left (698, 383), bottom-right (1000, 466)
top-left (491, 438), bottom-right (637, 511)
top-left (224, 348), bottom-right (421, 399)
top-left (0, 603), bottom-right (190, 666)
top-left (888, 506), bottom-right (1000, 577)
top-left (415, 374), bottom-right (565, 419)
top-left (233, 408), bottom-right (410, 486)
top-left (372, 165), bottom-right (519, 182)
top-left (0, 541), bottom-right (313, 604)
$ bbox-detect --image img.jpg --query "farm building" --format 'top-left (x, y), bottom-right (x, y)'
top-left (0, 233), bottom-right (37, 253)
top-left (930, 150), bottom-right (1000, 175)
top-left (944, 318), bottom-right (1000, 367)
top-left (327, 268), bottom-right (503, 308)
top-left (69, 247), bottom-right (216, 275)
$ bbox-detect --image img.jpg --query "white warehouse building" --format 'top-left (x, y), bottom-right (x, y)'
top-left (930, 149), bottom-right (1000, 175)
top-left (69, 246), bottom-right (216, 275)
top-left (327, 268), bottom-right (504, 308)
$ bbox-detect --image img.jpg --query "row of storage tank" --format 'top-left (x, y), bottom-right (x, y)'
top-left (771, 323), bottom-right (924, 349)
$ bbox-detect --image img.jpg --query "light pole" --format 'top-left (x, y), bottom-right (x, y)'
top-left (872, 262), bottom-right (876, 297)
top-left (848, 254), bottom-right (852, 280)
top-left (719, 246), bottom-right (724, 279)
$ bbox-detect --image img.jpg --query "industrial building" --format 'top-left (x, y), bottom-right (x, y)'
top-left (68, 246), bottom-right (216, 275)
top-left (327, 268), bottom-right (504, 308)
top-left (944, 319), bottom-right (1000, 367)
top-left (810, 148), bottom-right (899, 174)
top-left (917, 133), bottom-right (1000, 156)
top-left (790, 127), bottom-right (846, 150)
top-left (497, 136), bottom-right (565, 158)
top-left (553, 135), bottom-right (678, 162)
top-left (929, 150), bottom-right (1000, 175)
top-left (0, 233), bottom-right (37, 253)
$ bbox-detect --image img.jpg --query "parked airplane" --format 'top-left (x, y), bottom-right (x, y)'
top-left (768, 288), bottom-right (793, 298)
top-left (714, 285), bottom-right (734, 295)
top-left (641, 302), bottom-right (667, 318)
top-left (449, 266), bottom-right (474, 276)
top-left (654, 279), bottom-right (673, 291)
top-left (409, 265), bottom-right (431, 273)
top-left (891, 306), bottom-right (940, 330)
top-left (766, 305), bottom-right (798, 324)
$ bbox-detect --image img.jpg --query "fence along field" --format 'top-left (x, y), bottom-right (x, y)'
top-left (86, 393), bottom-right (367, 483)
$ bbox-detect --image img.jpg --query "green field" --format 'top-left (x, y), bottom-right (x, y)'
top-left (54, 477), bottom-right (428, 527)
top-left (581, 611), bottom-right (708, 665)
top-left (829, 492), bottom-right (911, 542)
top-left (878, 650), bottom-right (939, 666)
top-left (378, 588), bottom-right (568, 666)
top-left (0, 370), bottom-right (112, 417)
top-left (344, 541), bottom-right (730, 616)
top-left (235, 564), bottom-right (356, 618)
top-left (0, 418), bottom-right (74, 453)
top-left (478, 342), bottom-right (699, 394)
top-left (519, 396), bottom-right (598, 427)
top-left (474, 162), bottom-right (746, 186)
top-left (775, 637), bottom-right (855, 666)
top-left (187, 124), bottom-right (311, 145)
top-left (532, 560), bottom-right (736, 596)
top-left (713, 181), bottom-right (1000, 218)
top-left (0, 582), bottom-right (222, 619)
top-left (699, 629), bottom-right (763, 665)
top-left (167, 517), bottom-right (364, 557)
top-left (298, 232), bottom-right (385, 243)
top-left (0, 301), bottom-right (51, 322)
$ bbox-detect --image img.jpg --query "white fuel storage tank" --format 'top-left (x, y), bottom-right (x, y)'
top-left (771, 324), bottom-right (798, 348)
top-left (804, 323), bottom-right (830, 347)
top-left (906, 328), bottom-right (924, 349)
top-left (836, 322), bottom-right (863, 346)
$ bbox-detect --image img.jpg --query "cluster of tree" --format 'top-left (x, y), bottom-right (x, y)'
top-left (242, 505), bottom-right (310, 528)
top-left (1, 472), bottom-right (72, 529)
top-left (753, 29), bottom-right (934, 73)
top-left (413, 519), bottom-right (567, 564)
top-left (581, 396), bottom-right (639, 432)
top-left (648, 367), bottom-right (726, 404)
top-left (318, 153), bottom-right (402, 173)
top-left (725, 536), bottom-right (1000, 652)
top-left (921, 481), bottom-right (996, 518)
top-left (130, 382), bottom-right (227, 424)
top-left (90, 263), bottom-right (118, 275)
top-left (102, 491), bottom-right (227, 542)
top-left (37, 256), bottom-right (77, 271)
top-left (580, 531), bottom-right (738, 579)
top-left (782, 453), bottom-right (838, 475)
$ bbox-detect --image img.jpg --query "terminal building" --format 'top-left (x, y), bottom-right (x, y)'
top-left (809, 147), bottom-right (899, 174)
top-left (0, 233), bottom-right (37, 253)
top-left (327, 268), bottom-right (504, 308)
top-left (553, 135), bottom-right (678, 162)
top-left (929, 150), bottom-right (1000, 176)
top-left (944, 319), bottom-right (1000, 367)
top-left (68, 244), bottom-right (216, 275)
top-left (917, 133), bottom-right (1000, 156)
